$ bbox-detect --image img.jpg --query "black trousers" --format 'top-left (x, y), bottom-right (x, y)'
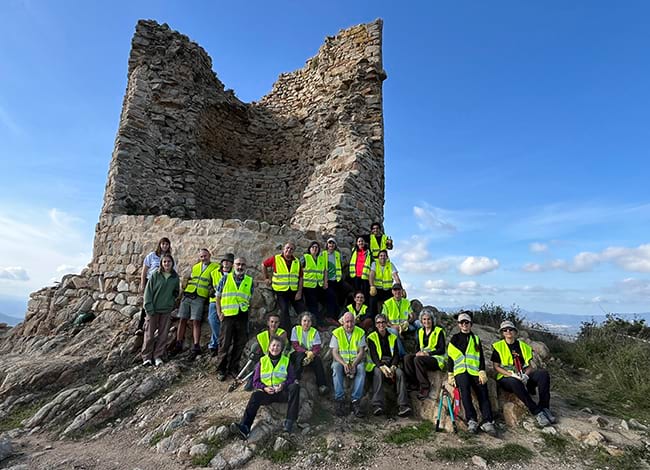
top-left (303, 287), bottom-right (323, 323)
top-left (350, 278), bottom-right (370, 302)
top-left (368, 289), bottom-right (392, 316)
top-left (276, 290), bottom-right (305, 333)
top-left (215, 314), bottom-right (248, 375)
top-left (455, 372), bottom-right (493, 423)
top-left (497, 369), bottom-right (550, 414)
top-left (403, 354), bottom-right (441, 390)
top-left (291, 351), bottom-right (327, 386)
top-left (241, 383), bottom-right (300, 429)
top-left (325, 280), bottom-right (342, 319)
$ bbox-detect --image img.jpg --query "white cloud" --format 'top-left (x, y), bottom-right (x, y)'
top-left (529, 242), bottom-right (548, 253)
top-left (523, 263), bottom-right (544, 273)
top-left (413, 205), bottom-right (457, 233)
top-left (458, 256), bottom-right (499, 276)
top-left (0, 266), bottom-right (29, 281)
top-left (390, 236), bottom-right (455, 274)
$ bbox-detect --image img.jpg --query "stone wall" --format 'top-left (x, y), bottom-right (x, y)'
top-left (101, 19), bottom-right (386, 242)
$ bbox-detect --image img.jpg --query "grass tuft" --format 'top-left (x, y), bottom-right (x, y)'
top-left (435, 443), bottom-right (533, 463)
top-left (383, 421), bottom-right (434, 445)
top-left (0, 400), bottom-right (45, 432)
top-left (539, 432), bottom-right (570, 454)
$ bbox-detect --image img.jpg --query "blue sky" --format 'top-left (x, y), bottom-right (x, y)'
top-left (1, 0), bottom-right (649, 318)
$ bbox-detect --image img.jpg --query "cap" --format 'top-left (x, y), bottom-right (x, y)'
top-left (221, 253), bottom-right (235, 263)
top-left (457, 312), bottom-right (472, 323)
top-left (499, 320), bottom-right (517, 331)
top-left (326, 237), bottom-right (337, 245)
top-left (391, 283), bottom-right (403, 290)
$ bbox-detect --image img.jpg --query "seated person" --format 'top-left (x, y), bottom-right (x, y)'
top-left (366, 314), bottom-right (411, 417)
top-left (368, 250), bottom-right (401, 316)
top-left (230, 336), bottom-right (300, 439)
top-left (381, 283), bottom-right (415, 356)
top-left (290, 312), bottom-right (329, 395)
top-left (491, 320), bottom-right (555, 427)
top-left (256, 312), bottom-right (288, 355)
top-left (343, 291), bottom-right (373, 331)
top-left (330, 312), bottom-right (367, 417)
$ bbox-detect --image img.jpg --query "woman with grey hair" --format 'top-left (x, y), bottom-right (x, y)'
top-left (290, 312), bottom-right (329, 395)
top-left (403, 308), bottom-right (447, 400)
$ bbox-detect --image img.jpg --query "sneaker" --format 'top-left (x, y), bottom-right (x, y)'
top-left (417, 388), bottom-right (430, 401)
top-left (373, 406), bottom-right (384, 416)
top-left (467, 419), bottom-right (479, 434)
top-left (536, 411), bottom-right (551, 427)
top-left (318, 385), bottom-right (329, 396)
top-left (480, 421), bottom-right (498, 437)
top-left (229, 422), bottom-right (249, 440)
top-left (397, 406), bottom-right (412, 417)
top-left (542, 407), bottom-right (557, 424)
top-left (142, 359), bottom-right (152, 367)
top-left (216, 371), bottom-right (226, 382)
top-left (154, 358), bottom-right (164, 367)
top-left (335, 400), bottom-right (346, 417)
top-left (352, 400), bottom-right (363, 418)
top-left (283, 419), bottom-right (294, 433)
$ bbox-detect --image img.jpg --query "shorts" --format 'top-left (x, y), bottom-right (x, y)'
top-left (178, 295), bottom-right (206, 321)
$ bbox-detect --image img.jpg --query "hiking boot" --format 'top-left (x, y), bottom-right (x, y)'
top-left (142, 359), bottom-right (152, 367)
top-left (154, 358), bottom-right (164, 367)
top-left (216, 371), bottom-right (227, 382)
top-left (318, 385), bottom-right (329, 396)
top-left (480, 421), bottom-right (498, 437)
top-left (542, 407), bottom-right (557, 424)
top-left (397, 406), bottom-right (412, 417)
top-left (352, 400), bottom-right (363, 418)
top-left (230, 422), bottom-right (249, 440)
top-left (283, 419), bottom-right (294, 433)
top-left (467, 419), bottom-right (479, 434)
top-left (188, 344), bottom-right (201, 361)
top-left (335, 400), bottom-right (346, 417)
top-left (373, 406), bottom-right (384, 416)
top-left (536, 411), bottom-right (551, 427)
top-left (417, 388), bottom-right (430, 401)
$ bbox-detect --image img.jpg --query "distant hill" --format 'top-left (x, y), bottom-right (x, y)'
top-left (0, 311), bottom-right (22, 326)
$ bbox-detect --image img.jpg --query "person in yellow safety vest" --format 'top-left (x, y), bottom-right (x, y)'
top-left (330, 312), bottom-right (367, 417)
top-left (256, 312), bottom-right (288, 355)
top-left (491, 320), bottom-right (555, 427)
top-left (381, 283), bottom-right (415, 357)
top-left (403, 308), bottom-right (447, 400)
top-left (290, 313), bottom-right (328, 395)
top-left (367, 314), bottom-right (412, 417)
top-left (369, 250), bottom-right (402, 316)
top-left (343, 291), bottom-right (373, 332)
top-left (230, 336), bottom-right (300, 439)
top-left (300, 241), bottom-right (327, 326)
top-left (323, 237), bottom-right (345, 323)
top-left (173, 248), bottom-right (219, 360)
top-left (368, 222), bottom-right (394, 259)
top-left (214, 257), bottom-right (253, 382)
top-left (262, 242), bottom-right (305, 333)
top-left (348, 236), bottom-right (371, 301)
top-left (446, 311), bottom-right (496, 436)
top-left (207, 253), bottom-right (234, 357)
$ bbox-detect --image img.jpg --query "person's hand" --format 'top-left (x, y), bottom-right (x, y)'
top-left (510, 371), bottom-right (522, 381)
top-left (390, 365), bottom-right (397, 378)
top-left (478, 370), bottom-right (488, 385)
top-left (323, 280), bottom-right (328, 289)
top-left (520, 373), bottom-right (529, 385)
top-left (264, 386), bottom-right (275, 394)
top-left (400, 321), bottom-right (409, 333)
top-left (380, 365), bottom-right (391, 378)
top-left (302, 351), bottom-right (314, 366)
top-left (415, 351), bottom-right (427, 357)
top-left (274, 383), bottom-right (284, 393)
top-left (264, 278), bottom-right (272, 286)
top-left (448, 373), bottom-right (456, 387)
top-left (369, 286), bottom-right (377, 296)
top-left (218, 312), bottom-right (224, 322)
top-left (295, 290), bottom-right (302, 301)
top-left (343, 363), bottom-right (351, 375)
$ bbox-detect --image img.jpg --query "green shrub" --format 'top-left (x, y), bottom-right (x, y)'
top-left (466, 303), bottom-right (525, 329)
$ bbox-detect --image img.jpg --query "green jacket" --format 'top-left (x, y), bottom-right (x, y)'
top-left (144, 270), bottom-right (180, 315)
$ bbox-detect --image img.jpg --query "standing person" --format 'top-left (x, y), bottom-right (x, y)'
top-left (214, 257), bottom-right (253, 382)
top-left (230, 336), bottom-right (300, 439)
top-left (344, 291), bottom-right (373, 331)
top-left (368, 222), bottom-right (393, 259)
top-left (262, 242), bottom-right (305, 333)
top-left (330, 312), bottom-right (367, 417)
top-left (173, 248), bottom-right (218, 360)
top-left (381, 284), bottom-right (414, 356)
top-left (366, 314), bottom-right (411, 417)
top-left (136, 237), bottom-right (172, 335)
top-left (491, 321), bottom-right (555, 427)
top-left (290, 313), bottom-right (328, 395)
top-left (323, 237), bottom-right (344, 323)
top-left (301, 242), bottom-right (326, 325)
top-left (142, 254), bottom-right (179, 366)
top-left (207, 253), bottom-right (235, 356)
top-left (404, 308), bottom-right (447, 400)
top-left (348, 236), bottom-right (371, 301)
top-left (447, 312), bottom-right (496, 436)
top-left (368, 250), bottom-right (401, 316)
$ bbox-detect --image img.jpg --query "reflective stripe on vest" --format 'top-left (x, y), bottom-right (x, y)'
top-left (346, 304), bottom-right (367, 320)
top-left (260, 355), bottom-right (290, 386)
top-left (256, 328), bottom-right (286, 354)
top-left (383, 298), bottom-right (410, 323)
top-left (326, 250), bottom-right (343, 282)
top-left (303, 253), bottom-right (325, 288)
top-left (447, 334), bottom-right (481, 376)
top-left (369, 234), bottom-right (388, 259)
top-left (294, 325), bottom-right (317, 350)
top-left (333, 326), bottom-right (364, 363)
top-left (220, 273), bottom-right (253, 316)
top-left (374, 260), bottom-right (394, 290)
top-left (418, 326), bottom-right (447, 369)
top-left (272, 255), bottom-right (300, 292)
top-left (185, 262), bottom-right (218, 298)
top-left (209, 270), bottom-right (224, 303)
top-left (349, 250), bottom-right (371, 280)
top-left (492, 339), bottom-right (533, 380)
top-left (365, 331), bottom-right (397, 372)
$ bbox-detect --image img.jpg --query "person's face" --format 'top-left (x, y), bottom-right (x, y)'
top-left (458, 319), bottom-right (472, 333)
top-left (269, 340), bottom-right (282, 356)
top-left (356, 237), bottom-right (366, 249)
top-left (268, 316), bottom-right (280, 331)
top-left (234, 260), bottom-right (246, 274)
top-left (327, 241), bottom-right (336, 252)
top-left (283, 244), bottom-right (295, 257)
top-left (343, 314), bottom-right (355, 332)
top-left (392, 288), bottom-right (402, 300)
top-left (378, 252), bottom-right (388, 264)
top-left (371, 224), bottom-right (381, 235)
top-left (301, 315), bottom-right (312, 330)
top-left (222, 260), bottom-right (233, 272)
top-left (375, 317), bottom-right (387, 334)
top-left (160, 241), bottom-right (170, 252)
top-left (422, 314), bottom-right (432, 328)
top-left (502, 327), bottom-right (517, 339)
top-left (199, 250), bottom-right (210, 263)
top-left (354, 293), bottom-right (365, 305)
top-left (310, 244), bottom-right (320, 255)
top-left (161, 257), bottom-right (173, 272)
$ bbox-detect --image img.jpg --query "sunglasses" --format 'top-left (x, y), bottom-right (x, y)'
top-left (502, 327), bottom-right (516, 332)
top-left (458, 320), bottom-right (472, 325)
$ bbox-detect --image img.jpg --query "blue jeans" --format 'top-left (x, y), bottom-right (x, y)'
top-left (332, 361), bottom-right (366, 402)
top-left (387, 327), bottom-right (407, 356)
top-left (207, 302), bottom-right (220, 350)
